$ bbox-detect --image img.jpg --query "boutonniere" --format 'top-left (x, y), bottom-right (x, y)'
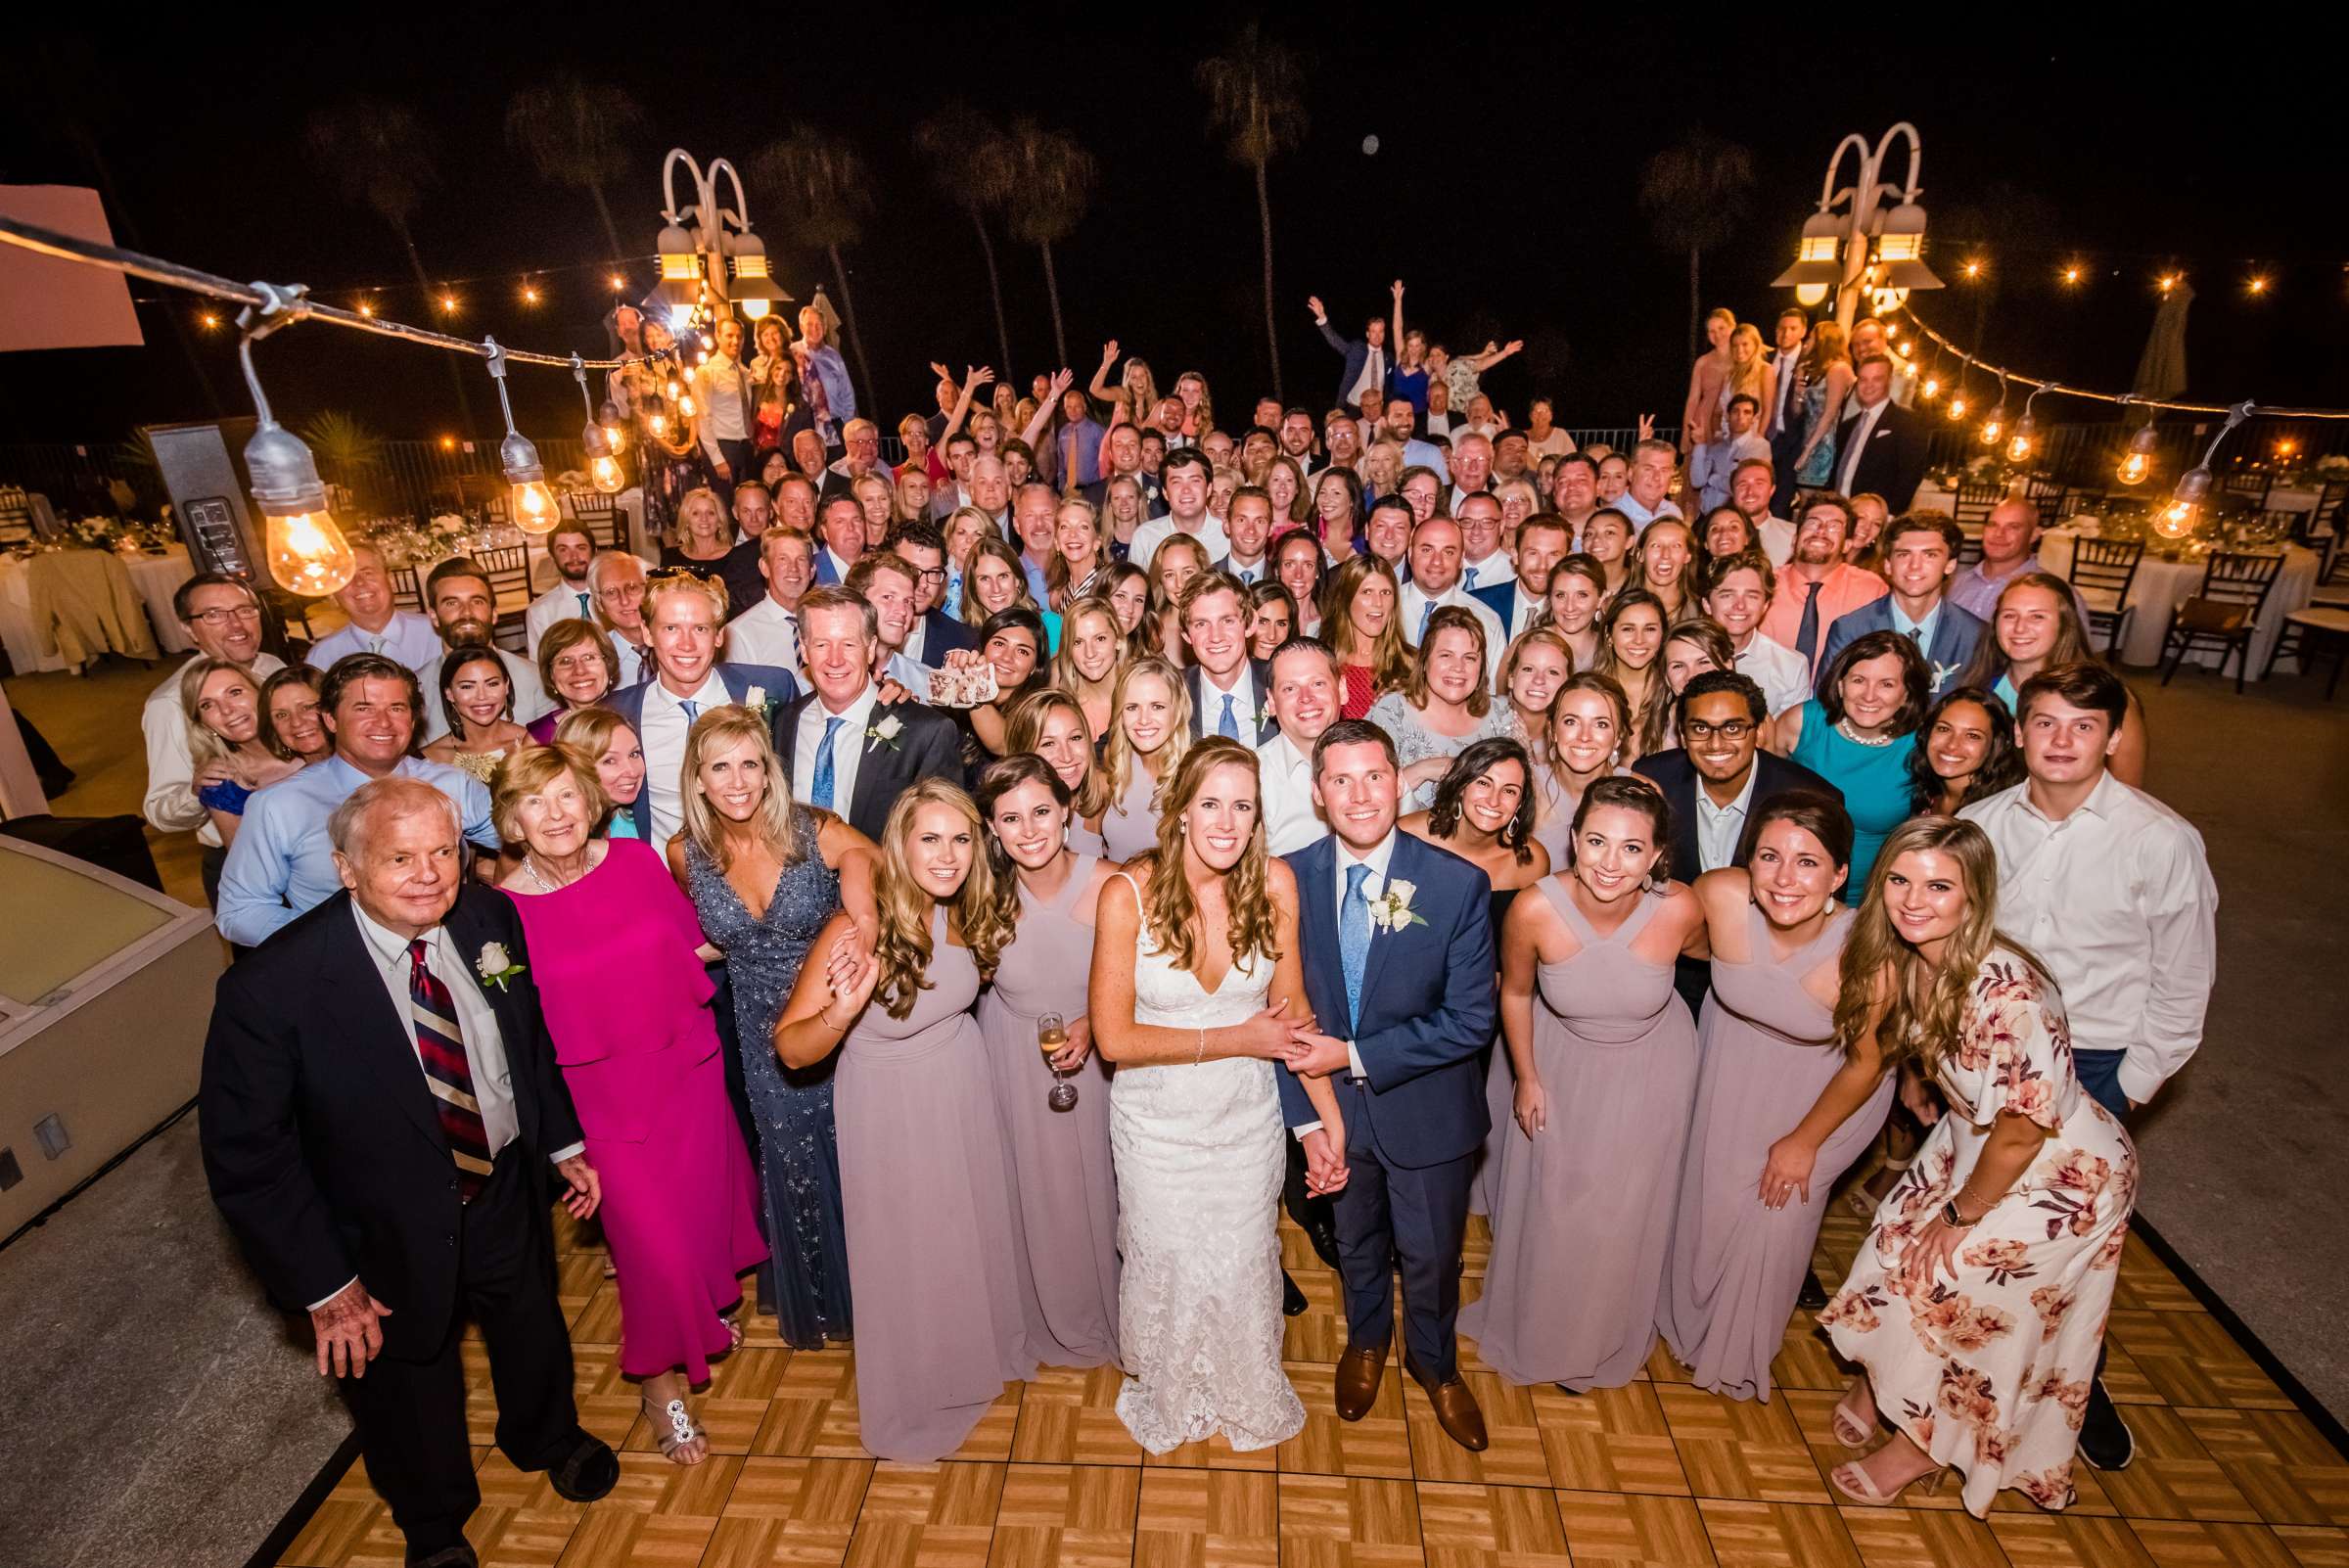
top-left (475, 941), bottom-right (527, 992)
top-left (866, 713), bottom-right (903, 751)
top-left (1365, 878), bottom-right (1427, 934)
top-left (1931, 660), bottom-right (1960, 692)
top-left (742, 684), bottom-right (771, 720)
top-left (1253, 704), bottom-right (1272, 732)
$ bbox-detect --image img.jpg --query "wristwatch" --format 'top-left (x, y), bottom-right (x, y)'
top-left (1940, 1198), bottom-right (1981, 1228)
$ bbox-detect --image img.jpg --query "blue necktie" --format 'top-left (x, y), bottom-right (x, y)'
top-left (811, 715), bottom-right (844, 809)
top-left (1418, 600), bottom-right (1437, 645)
top-left (1219, 693), bottom-right (1239, 739)
top-left (576, 591), bottom-right (590, 617)
top-left (1340, 863), bottom-right (1372, 1030)
top-left (1795, 581), bottom-right (1824, 663)
top-left (679, 698), bottom-right (701, 724)
top-left (1464, 565), bottom-right (1479, 589)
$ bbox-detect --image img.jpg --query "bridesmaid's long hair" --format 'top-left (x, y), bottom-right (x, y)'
top-left (873, 778), bottom-right (1013, 1018)
top-left (1101, 657), bottom-right (1193, 816)
top-left (679, 706), bottom-right (807, 872)
top-left (975, 752), bottom-right (1077, 937)
top-left (1003, 688), bottom-right (1113, 820)
top-left (1832, 816), bottom-right (2048, 1074)
top-left (1136, 737), bottom-right (1280, 977)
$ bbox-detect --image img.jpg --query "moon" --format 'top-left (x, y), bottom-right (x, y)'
top-left (1361, 134), bottom-right (1380, 156)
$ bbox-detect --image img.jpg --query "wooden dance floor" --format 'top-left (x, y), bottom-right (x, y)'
top-left (277, 1200), bottom-right (2349, 1568)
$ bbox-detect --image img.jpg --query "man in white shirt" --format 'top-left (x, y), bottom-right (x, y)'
top-left (142, 573), bottom-right (288, 888)
top-left (1960, 661), bottom-right (2217, 1472)
top-left (307, 546), bottom-right (441, 672)
top-left (1126, 447), bottom-right (1227, 570)
top-left (695, 317), bottom-right (757, 496)
top-left (1257, 638), bottom-right (1339, 853)
top-left (413, 560), bottom-right (552, 744)
top-left (1453, 491), bottom-right (1511, 594)
top-left (1398, 518), bottom-right (1506, 682)
top-left (789, 593), bottom-right (881, 813)
top-left (1702, 553), bottom-right (1810, 716)
top-left (1180, 573), bottom-right (1274, 744)
top-left (523, 523), bottom-right (600, 659)
top-left (1730, 460), bottom-right (1795, 567)
top-left (725, 526), bottom-right (815, 674)
top-left (1011, 483), bottom-right (1059, 604)
top-left (1447, 433), bottom-right (1495, 515)
top-left (1215, 487), bottom-right (1275, 585)
top-left (1471, 514), bottom-right (1570, 640)
top-left (586, 552), bottom-right (656, 689)
top-left (1614, 438), bottom-right (1685, 531)
top-left (775, 584), bottom-right (960, 842)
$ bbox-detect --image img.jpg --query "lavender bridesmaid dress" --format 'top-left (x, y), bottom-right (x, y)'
top-left (1658, 903), bottom-right (1892, 1401)
top-left (833, 907), bottom-right (1042, 1459)
top-left (976, 855), bottom-right (1122, 1367)
top-left (1461, 878), bottom-right (1696, 1391)
top-left (1099, 761), bottom-right (1164, 861)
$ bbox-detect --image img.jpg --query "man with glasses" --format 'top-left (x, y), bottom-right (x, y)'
top-left (586, 552), bottom-right (655, 689)
top-left (143, 573), bottom-right (287, 900)
top-left (891, 521), bottom-right (978, 670)
top-left (819, 418), bottom-right (894, 501)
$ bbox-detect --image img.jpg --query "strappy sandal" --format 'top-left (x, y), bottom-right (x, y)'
top-left (646, 1396), bottom-right (708, 1463)
top-left (1829, 1457), bottom-right (1946, 1506)
top-left (1845, 1155), bottom-right (1911, 1219)
top-left (1830, 1387), bottom-right (1876, 1450)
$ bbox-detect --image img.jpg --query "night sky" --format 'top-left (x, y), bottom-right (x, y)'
top-left (4, 18), bottom-right (2343, 452)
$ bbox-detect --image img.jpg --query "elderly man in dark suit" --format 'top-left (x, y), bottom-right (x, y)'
top-left (201, 777), bottom-right (616, 1568)
top-left (774, 584), bottom-right (964, 841)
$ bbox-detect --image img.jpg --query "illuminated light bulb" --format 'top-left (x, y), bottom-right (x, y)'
top-left (1978, 409), bottom-right (2005, 447)
top-left (2248, 276), bottom-right (2270, 296)
top-left (1947, 396), bottom-right (1968, 421)
top-left (199, 311), bottom-right (220, 330)
top-left (264, 508), bottom-right (358, 597)
top-left (2006, 429), bottom-right (2036, 463)
top-left (694, 349), bottom-right (709, 365)
top-left (649, 411), bottom-right (668, 436)
top-left (522, 284), bottom-right (541, 305)
top-left (588, 453), bottom-right (624, 492)
top-left (439, 435), bottom-right (457, 451)
top-left (439, 294), bottom-right (459, 314)
top-left (1795, 283), bottom-right (1828, 307)
top-left (2116, 423), bottom-right (2159, 485)
top-left (1921, 376), bottom-right (1942, 400)
top-left (1963, 259), bottom-right (1982, 279)
top-left (2158, 273), bottom-right (2179, 294)
top-left (357, 300), bottom-right (376, 318)
top-left (677, 392), bottom-right (697, 419)
top-left (603, 423), bottom-right (625, 451)
top-left (609, 273), bottom-right (626, 291)
top-left (2276, 438), bottom-right (2299, 459)
top-left (2062, 265), bottom-right (2082, 285)
top-left (510, 479), bottom-right (561, 533)
top-left (666, 377), bottom-right (682, 399)
top-left (2158, 466), bottom-right (2214, 538)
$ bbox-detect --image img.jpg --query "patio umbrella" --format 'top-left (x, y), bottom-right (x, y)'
top-left (2133, 280), bottom-right (2193, 400)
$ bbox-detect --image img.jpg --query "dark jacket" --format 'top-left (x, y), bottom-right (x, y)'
top-left (599, 663), bottom-right (801, 841)
top-left (774, 690), bottom-right (964, 842)
top-left (1834, 398), bottom-right (1929, 513)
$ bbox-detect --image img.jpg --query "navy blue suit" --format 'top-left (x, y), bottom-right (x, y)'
top-left (1817, 596), bottom-right (1985, 698)
top-left (597, 663), bottom-right (799, 842)
top-left (1468, 577), bottom-right (1535, 634)
top-left (914, 609), bottom-right (979, 669)
top-left (1316, 319), bottom-right (1385, 408)
top-left (1280, 833), bottom-right (1495, 1378)
top-left (1185, 660), bottom-right (1280, 745)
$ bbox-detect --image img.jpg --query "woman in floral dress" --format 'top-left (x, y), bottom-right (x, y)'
top-left (1819, 816), bottom-right (2136, 1517)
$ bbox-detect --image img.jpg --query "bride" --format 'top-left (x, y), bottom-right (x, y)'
top-left (1090, 736), bottom-right (1350, 1452)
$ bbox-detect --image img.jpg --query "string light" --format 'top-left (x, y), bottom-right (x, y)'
top-left (438, 292), bottom-right (460, 315)
top-left (233, 283), bottom-right (356, 597)
top-left (2005, 383), bottom-right (2050, 464)
top-left (438, 435), bottom-right (457, 451)
top-left (2061, 264), bottom-right (2083, 286)
top-left (356, 300), bottom-right (376, 319)
top-left (574, 353), bottom-right (626, 495)
top-left (1978, 372), bottom-right (2009, 447)
top-left (2275, 438), bottom-right (2299, 460)
top-left (609, 272), bottom-right (627, 292)
top-left (198, 310), bottom-right (220, 331)
top-left (2157, 401), bottom-right (2253, 538)
top-left (521, 281), bottom-right (541, 306)
top-left (2115, 411), bottom-right (2159, 485)
top-left (2158, 273), bottom-right (2181, 295)
top-left (482, 337), bottom-right (560, 534)
top-left (2247, 275), bottom-right (2271, 297)
top-left (1962, 258), bottom-right (1983, 280)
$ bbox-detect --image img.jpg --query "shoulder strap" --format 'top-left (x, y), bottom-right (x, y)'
top-left (1536, 874), bottom-right (1593, 943)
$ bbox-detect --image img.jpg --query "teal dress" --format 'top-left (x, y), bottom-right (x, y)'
top-left (1786, 700), bottom-right (1912, 903)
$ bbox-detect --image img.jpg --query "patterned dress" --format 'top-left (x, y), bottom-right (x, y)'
top-left (1821, 951), bottom-right (2137, 1517)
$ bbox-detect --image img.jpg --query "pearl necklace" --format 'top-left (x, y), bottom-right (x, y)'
top-left (523, 853), bottom-right (588, 893)
top-left (1834, 718), bottom-right (1897, 748)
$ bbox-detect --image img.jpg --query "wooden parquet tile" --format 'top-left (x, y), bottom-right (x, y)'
top-left (272, 1203), bottom-right (2346, 1568)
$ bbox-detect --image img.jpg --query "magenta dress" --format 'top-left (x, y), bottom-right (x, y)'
top-left (506, 839), bottom-right (766, 1381)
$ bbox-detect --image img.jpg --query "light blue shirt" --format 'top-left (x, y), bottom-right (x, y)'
top-left (306, 610), bottom-right (444, 675)
top-left (215, 755), bottom-right (500, 946)
top-left (1888, 597), bottom-right (1942, 648)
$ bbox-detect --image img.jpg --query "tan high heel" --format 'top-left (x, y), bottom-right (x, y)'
top-left (1845, 1154), bottom-right (1911, 1219)
top-left (1829, 1457), bottom-right (1948, 1506)
top-left (1830, 1388), bottom-right (1876, 1450)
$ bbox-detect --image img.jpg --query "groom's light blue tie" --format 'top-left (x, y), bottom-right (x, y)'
top-left (1341, 863), bottom-right (1372, 1030)
top-left (678, 699), bottom-right (700, 724)
top-left (1219, 693), bottom-right (1239, 739)
top-left (811, 715), bottom-right (844, 810)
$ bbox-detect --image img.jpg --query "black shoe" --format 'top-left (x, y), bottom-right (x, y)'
top-left (1282, 1269), bottom-right (1309, 1316)
top-left (1797, 1269), bottom-right (1830, 1312)
top-left (1305, 1221), bottom-right (1343, 1270)
top-left (2078, 1378), bottom-right (2134, 1470)
top-left (544, 1430), bottom-right (620, 1501)
top-left (406, 1545), bottom-right (478, 1568)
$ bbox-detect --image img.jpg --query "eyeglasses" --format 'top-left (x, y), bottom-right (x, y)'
top-left (1681, 718), bottom-right (1757, 741)
top-left (907, 566), bottom-right (948, 583)
top-left (186, 604), bottom-right (263, 627)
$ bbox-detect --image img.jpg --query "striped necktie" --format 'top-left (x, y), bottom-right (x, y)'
top-left (406, 939), bottom-right (493, 1201)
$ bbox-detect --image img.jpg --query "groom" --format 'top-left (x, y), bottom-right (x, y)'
top-left (1277, 718), bottom-right (1497, 1451)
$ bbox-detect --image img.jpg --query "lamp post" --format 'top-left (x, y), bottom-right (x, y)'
top-left (654, 150), bottom-right (792, 333)
top-left (1773, 123), bottom-right (1944, 330)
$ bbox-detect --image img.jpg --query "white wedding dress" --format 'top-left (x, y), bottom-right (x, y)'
top-left (1109, 877), bottom-right (1305, 1453)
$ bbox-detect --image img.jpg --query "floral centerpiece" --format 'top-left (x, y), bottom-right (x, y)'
top-left (1926, 453), bottom-right (2019, 492)
top-left (69, 515), bottom-right (176, 553)
top-left (353, 512), bottom-right (475, 569)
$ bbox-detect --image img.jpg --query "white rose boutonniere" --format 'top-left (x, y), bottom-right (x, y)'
top-left (475, 942), bottom-right (527, 992)
top-left (1365, 878), bottom-right (1427, 934)
top-left (1931, 660), bottom-right (1961, 694)
top-left (866, 713), bottom-right (904, 752)
top-left (742, 685), bottom-right (770, 721)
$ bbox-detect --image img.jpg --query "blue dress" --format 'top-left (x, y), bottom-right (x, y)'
top-left (1795, 377), bottom-right (1839, 487)
top-left (198, 777), bottom-right (253, 815)
top-left (1786, 699), bottom-right (1912, 902)
top-left (684, 811), bottom-right (853, 1347)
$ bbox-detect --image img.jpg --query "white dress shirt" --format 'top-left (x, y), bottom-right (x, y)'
top-left (1398, 580), bottom-right (1507, 681)
top-left (312, 901), bottom-right (583, 1308)
top-left (792, 682), bottom-right (877, 813)
top-left (695, 352), bottom-right (755, 460)
top-left (726, 595), bottom-right (802, 673)
top-left (141, 651), bottom-right (289, 845)
top-left (1613, 492), bottom-right (1683, 531)
top-left (1959, 773), bottom-right (2218, 1105)
top-left (307, 612), bottom-right (441, 674)
top-left (1256, 730), bottom-right (1325, 854)
top-left (639, 670), bottom-right (732, 849)
top-left (417, 647), bottom-right (553, 744)
top-left (1349, 345), bottom-right (1388, 407)
top-left (1197, 664), bottom-right (1260, 741)
top-left (1459, 550), bottom-right (1513, 594)
top-left (1500, 577), bottom-right (1544, 641)
top-left (524, 581), bottom-right (596, 660)
top-left (1836, 399), bottom-right (1889, 495)
top-left (1126, 513), bottom-right (1229, 571)
top-left (1756, 516), bottom-right (1797, 569)
top-left (1692, 766), bottom-right (1760, 874)
top-left (1734, 634), bottom-right (1812, 717)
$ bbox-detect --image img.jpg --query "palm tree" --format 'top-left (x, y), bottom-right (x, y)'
top-left (1196, 22), bottom-right (1308, 402)
top-left (1636, 129), bottom-right (1757, 361)
top-left (503, 71), bottom-right (647, 261)
top-left (753, 128), bottom-right (879, 413)
top-left (305, 98), bottom-right (476, 432)
top-left (1003, 121), bottom-right (1097, 369)
top-left (913, 105), bottom-right (1017, 376)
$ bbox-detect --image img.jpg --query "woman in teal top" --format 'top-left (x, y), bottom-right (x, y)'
top-left (1770, 630), bottom-right (1930, 903)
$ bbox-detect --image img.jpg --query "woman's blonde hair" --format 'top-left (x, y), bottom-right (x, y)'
top-left (943, 506), bottom-right (993, 568)
top-left (489, 743), bottom-right (612, 845)
top-left (1132, 736), bottom-right (1279, 977)
top-left (1174, 370), bottom-right (1214, 438)
top-left (1403, 605), bottom-right (1495, 716)
top-left (1117, 356), bottom-right (1162, 419)
top-left (1727, 322), bottom-right (1770, 402)
top-left (1003, 687), bottom-right (1112, 818)
top-left (871, 778), bottom-right (1013, 1018)
top-left (1101, 656), bottom-right (1192, 821)
top-left (677, 705), bottom-right (806, 872)
top-left (552, 705), bottom-right (631, 761)
top-left (668, 484), bottom-right (729, 551)
top-left (1500, 626), bottom-right (1578, 708)
top-left (1325, 555), bottom-right (1413, 697)
top-left (1050, 595), bottom-right (1127, 707)
top-left (1045, 497), bottom-right (1107, 599)
top-left (178, 656), bottom-right (263, 773)
top-left (1834, 815), bottom-right (2050, 1076)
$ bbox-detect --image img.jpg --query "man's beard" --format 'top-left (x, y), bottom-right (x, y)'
top-left (440, 618), bottom-right (492, 645)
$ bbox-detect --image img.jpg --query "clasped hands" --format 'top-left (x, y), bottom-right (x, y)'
top-left (1238, 997), bottom-right (1352, 1195)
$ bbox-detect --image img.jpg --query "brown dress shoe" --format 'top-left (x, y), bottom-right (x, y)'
top-left (1333, 1342), bottom-right (1388, 1421)
top-left (1408, 1359), bottom-right (1489, 1451)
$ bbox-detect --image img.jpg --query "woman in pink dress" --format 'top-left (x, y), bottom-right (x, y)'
top-left (493, 745), bottom-right (765, 1466)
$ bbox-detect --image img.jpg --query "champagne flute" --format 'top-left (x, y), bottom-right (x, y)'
top-left (1039, 1012), bottom-right (1077, 1111)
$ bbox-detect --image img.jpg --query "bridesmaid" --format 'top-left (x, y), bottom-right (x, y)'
top-left (975, 755), bottom-right (1123, 1367)
top-left (1004, 689), bottom-right (1111, 856)
top-left (1401, 738), bottom-right (1551, 936)
top-left (1462, 778), bottom-right (1705, 1390)
top-left (1530, 671), bottom-right (1633, 867)
top-left (1326, 556), bottom-right (1411, 719)
top-left (1049, 594), bottom-right (1128, 739)
top-left (494, 746), bottom-right (766, 1463)
top-left (1537, 554), bottom-right (1606, 671)
top-left (1658, 791), bottom-right (1894, 1401)
top-left (669, 707), bottom-right (880, 1350)
top-left (1099, 656), bottom-right (1192, 860)
top-left (773, 779), bottom-right (1043, 1462)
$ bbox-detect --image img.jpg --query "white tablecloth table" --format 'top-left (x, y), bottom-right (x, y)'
top-left (127, 545), bottom-right (197, 655)
top-left (2033, 524), bottom-right (2316, 675)
top-left (0, 544), bottom-right (197, 672)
